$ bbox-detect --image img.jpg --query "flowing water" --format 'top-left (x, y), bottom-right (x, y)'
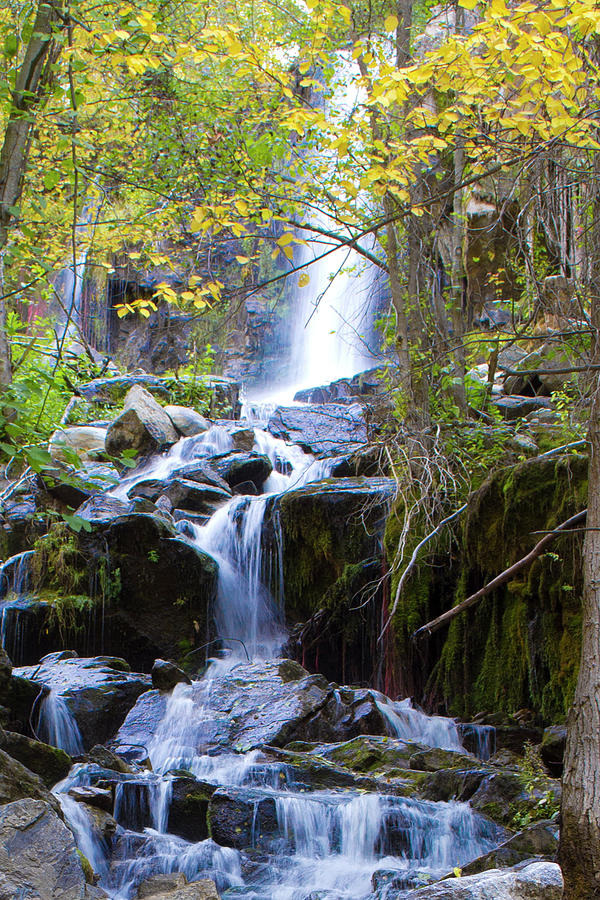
top-left (44, 418), bottom-right (504, 900)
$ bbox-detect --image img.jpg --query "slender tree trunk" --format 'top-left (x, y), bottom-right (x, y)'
top-left (0, 0), bottom-right (65, 389)
top-left (559, 376), bottom-right (600, 899)
top-left (559, 157), bottom-right (600, 900)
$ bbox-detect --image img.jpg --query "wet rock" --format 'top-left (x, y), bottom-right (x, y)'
top-left (68, 785), bottom-right (114, 812)
top-left (293, 369), bottom-right (382, 405)
top-left (0, 798), bottom-right (107, 899)
top-left (170, 461), bottom-right (231, 493)
top-left (409, 748), bottom-right (476, 772)
top-left (87, 744), bottom-right (133, 774)
top-left (0, 729), bottom-right (71, 786)
top-left (129, 477), bottom-right (231, 512)
top-left (152, 659), bottom-right (191, 691)
top-left (137, 873), bottom-right (220, 899)
top-left (268, 403), bottom-right (368, 455)
top-left (208, 786), bottom-right (278, 850)
top-left (401, 861), bottom-right (562, 899)
top-left (461, 820), bottom-right (558, 874)
top-left (0, 747), bottom-right (61, 812)
top-left (210, 450), bottom-right (273, 490)
top-left (490, 395), bottom-right (553, 421)
top-left (67, 511), bottom-right (218, 666)
top-left (49, 426), bottom-right (107, 464)
top-left (80, 375), bottom-right (172, 404)
top-left (0, 648), bottom-right (12, 690)
top-left (105, 386), bottom-right (179, 462)
top-left (540, 726), bottom-right (566, 777)
top-left (502, 344), bottom-right (576, 396)
top-left (164, 406), bottom-right (210, 437)
top-left (16, 654), bottom-right (152, 750)
top-left (468, 770), bottom-right (561, 828)
top-left (278, 659), bottom-right (309, 683)
top-left (231, 427), bottom-right (255, 451)
top-left (75, 494), bottom-right (136, 523)
top-left (168, 776), bottom-right (215, 841)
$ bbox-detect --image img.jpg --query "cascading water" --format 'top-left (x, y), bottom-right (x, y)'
top-left (0, 550), bottom-right (36, 663)
top-left (46, 418), bottom-right (507, 900)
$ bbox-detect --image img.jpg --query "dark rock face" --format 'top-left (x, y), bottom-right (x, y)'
top-left (105, 386), bottom-right (179, 462)
top-left (210, 451), bottom-right (273, 491)
top-left (267, 403), bottom-right (368, 455)
top-left (151, 660), bottom-right (191, 692)
top-left (0, 729), bottom-right (71, 787)
top-left (275, 477), bottom-right (395, 685)
top-left (208, 787), bottom-right (278, 850)
top-left (16, 654), bottom-right (151, 751)
top-left (540, 725), bottom-right (566, 776)
top-left (168, 776), bottom-right (215, 841)
top-left (0, 798), bottom-right (107, 899)
top-left (30, 512), bottom-right (219, 668)
top-left (0, 748), bottom-right (62, 811)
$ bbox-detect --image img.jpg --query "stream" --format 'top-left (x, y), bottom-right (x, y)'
top-left (0, 418), bottom-right (502, 900)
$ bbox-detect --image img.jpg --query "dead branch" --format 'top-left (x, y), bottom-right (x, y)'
top-left (411, 508), bottom-right (587, 640)
top-left (379, 502), bottom-right (468, 643)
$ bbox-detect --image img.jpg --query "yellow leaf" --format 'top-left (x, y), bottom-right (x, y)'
top-left (458, 0), bottom-right (478, 8)
top-left (384, 15), bottom-right (398, 30)
top-left (298, 272), bottom-right (310, 287)
top-left (277, 232), bottom-right (295, 246)
top-left (235, 255), bottom-right (251, 263)
top-left (181, 291), bottom-right (195, 300)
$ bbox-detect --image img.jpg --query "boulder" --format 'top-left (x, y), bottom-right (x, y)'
top-left (168, 775), bottom-right (214, 841)
top-left (170, 461), bottom-right (231, 494)
top-left (49, 426), bottom-right (107, 464)
top-left (128, 477), bottom-right (231, 512)
top-left (137, 874), bottom-right (220, 899)
top-left (230, 427), bottom-right (255, 451)
top-left (540, 726), bottom-right (566, 777)
top-left (0, 729), bottom-right (71, 786)
top-left (462, 821), bottom-right (558, 875)
top-left (16, 653), bottom-right (152, 750)
top-left (0, 747), bottom-right (61, 812)
top-left (208, 786), bottom-right (278, 850)
top-left (151, 659), bottom-right (191, 692)
top-left (490, 395), bottom-right (553, 421)
top-left (0, 798), bottom-right (107, 899)
top-left (86, 744), bottom-right (133, 774)
top-left (105, 386), bottom-right (179, 462)
top-left (401, 861), bottom-right (562, 899)
top-left (164, 405), bottom-right (210, 437)
top-left (210, 450), bottom-right (273, 490)
top-left (68, 785), bottom-right (114, 812)
top-left (80, 375), bottom-right (172, 404)
top-left (267, 403), bottom-right (368, 455)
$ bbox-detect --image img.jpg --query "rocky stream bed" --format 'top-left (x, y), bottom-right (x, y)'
top-left (0, 377), bottom-right (565, 900)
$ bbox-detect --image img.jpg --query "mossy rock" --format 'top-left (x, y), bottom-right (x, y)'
top-left (388, 454), bottom-right (587, 723)
top-left (0, 730), bottom-right (71, 788)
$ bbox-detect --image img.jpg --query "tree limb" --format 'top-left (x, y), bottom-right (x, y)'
top-left (379, 502), bottom-right (468, 643)
top-left (411, 509), bottom-right (587, 640)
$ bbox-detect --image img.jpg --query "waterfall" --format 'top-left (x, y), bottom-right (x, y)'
top-left (37, 690), bottom-right (84, 755)
top-left (0, 551), bottom-right (35, 664)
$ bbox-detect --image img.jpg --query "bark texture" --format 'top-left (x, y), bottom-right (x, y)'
top-left (0, 0), bottom-right (64, 388)
top-left (559, 380), bottom-right (600, 899)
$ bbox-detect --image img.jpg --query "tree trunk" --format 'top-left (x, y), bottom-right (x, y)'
top-left (559, 155), bottom-right (600, 899)
top-left (559, 377), bottom-right (600, 899)
top-left (0, 0), bottom-right (64, 389)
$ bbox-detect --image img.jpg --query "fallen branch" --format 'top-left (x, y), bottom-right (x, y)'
top-left (378, 502), bottom-right (468, 643)
top-left (411, 508), bottom-right (587, 640)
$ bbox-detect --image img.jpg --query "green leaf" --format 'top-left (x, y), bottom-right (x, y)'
top-left (43, 170), bottom-right (60, 190)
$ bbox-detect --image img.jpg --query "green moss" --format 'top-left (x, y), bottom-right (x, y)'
top-left (76, 849), bottom-right (95, 884)
top-left (388, 454), bottom-right (587, 723)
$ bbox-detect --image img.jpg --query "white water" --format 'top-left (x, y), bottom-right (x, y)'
top-left (37, 690), bottom-right (84, 755)
top-left (48, 406), bottom-right (500, 898)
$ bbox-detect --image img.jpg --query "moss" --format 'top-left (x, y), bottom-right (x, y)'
top-left (76, 849), bottom-right (95, 884)
top-left (389, 454), bottom-right (587, 724)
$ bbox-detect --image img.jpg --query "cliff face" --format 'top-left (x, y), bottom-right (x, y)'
top-left (386, 453), bottom-right (588, 724)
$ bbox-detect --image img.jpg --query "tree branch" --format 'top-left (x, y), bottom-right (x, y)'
top-left (411, 509), bottom-right (587, 640)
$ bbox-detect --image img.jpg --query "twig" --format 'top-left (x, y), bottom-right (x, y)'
top-left (412, 508), bottom-right (587, 640)
top-left (379, 502), bottom-right (468, 643)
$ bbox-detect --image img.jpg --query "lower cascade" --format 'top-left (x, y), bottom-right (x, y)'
top-left (3, 408), bottom-right (560, 900)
